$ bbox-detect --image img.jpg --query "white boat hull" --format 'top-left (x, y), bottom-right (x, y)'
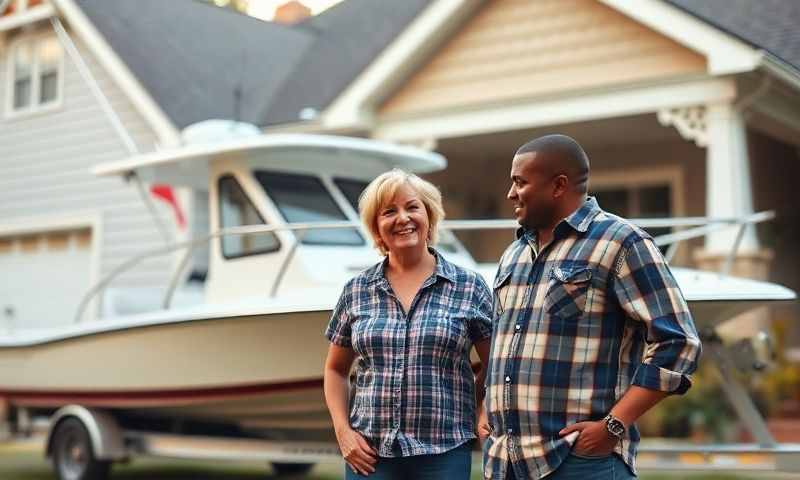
top-left (0, 309), bottom-right (334, 438)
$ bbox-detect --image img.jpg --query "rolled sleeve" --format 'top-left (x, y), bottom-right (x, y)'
top-left (613, 237), bottom-right (702, 395)
top-left (324, 284), bottom-right (353, 348)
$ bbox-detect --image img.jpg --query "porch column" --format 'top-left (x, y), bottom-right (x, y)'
top-left (704, 102), bottom-right (758, 253)
top-left (0, 397), bottom-right (9, 440)
top-left (697, 102), bottom-right (773, 342)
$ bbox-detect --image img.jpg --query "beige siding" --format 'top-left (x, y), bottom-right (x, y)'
top-left (0, 25), bottom-right (176, 289)
top-left (381, 0), bottom-right (707, 117)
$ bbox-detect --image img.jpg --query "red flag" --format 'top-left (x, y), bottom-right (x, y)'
top-left (150, 184), bottom-right (186, 229)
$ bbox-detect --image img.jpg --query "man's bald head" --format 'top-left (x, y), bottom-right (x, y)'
top-left (515, 134), bottom-right (590, 194)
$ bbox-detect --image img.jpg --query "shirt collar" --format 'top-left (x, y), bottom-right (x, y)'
top-left (515, 196), bottom-right (602, 240)
top-left (367, 247), bottom-right (455, 285)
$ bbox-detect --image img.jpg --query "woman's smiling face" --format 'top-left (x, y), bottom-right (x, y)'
top-left (376, 183), bottom-right (430, 255)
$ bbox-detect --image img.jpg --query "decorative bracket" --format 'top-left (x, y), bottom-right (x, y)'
top-left (657, 106), bottom-right (708, 147)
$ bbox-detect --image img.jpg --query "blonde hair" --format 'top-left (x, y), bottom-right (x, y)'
top-left (358, 169), bottom-right (445, 256)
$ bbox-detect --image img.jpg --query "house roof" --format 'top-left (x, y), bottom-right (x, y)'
top-left (259, 0), bottom-right (431, 126)
top-left (72, 0), bottom-right (800, 132)
top-left (664, 0), bottom-right (800, 72)
top-left (74, 0), bottom-right (315, 129)
top-left (73, 0), bottom-right (430, 130)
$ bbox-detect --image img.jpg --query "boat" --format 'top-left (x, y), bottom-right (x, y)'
top-left (0, 123), bottom-right (796, 478)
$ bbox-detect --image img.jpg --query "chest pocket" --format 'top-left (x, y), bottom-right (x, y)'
top-left (492, 268), bottom-right (513, 316)
top-left (544, 265), bottom-right (593, 320)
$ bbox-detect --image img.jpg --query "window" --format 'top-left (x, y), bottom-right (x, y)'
top-left (333, 178), bottom-right (368, 212)
top-left (7, 35), bottom-right (62, 115)
top-left (593, 185), bottom-right (672, 242)
top-left (218, 176), bottom-right (280, 259)
top-left (257, 172), bottom-right (364, 246)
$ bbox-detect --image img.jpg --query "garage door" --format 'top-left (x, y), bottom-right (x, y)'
top-left (0, 228), bottom-right (93, 331)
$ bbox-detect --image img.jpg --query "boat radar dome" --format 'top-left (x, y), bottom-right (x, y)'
top-left (180, 119), bottom-right (261, 145)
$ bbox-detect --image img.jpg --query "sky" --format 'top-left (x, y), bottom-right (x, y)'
top-left (247, 0), bottom-right (343, 20)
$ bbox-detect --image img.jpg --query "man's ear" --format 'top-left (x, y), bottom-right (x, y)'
top-left (552, 174), bottom-right (569, 198)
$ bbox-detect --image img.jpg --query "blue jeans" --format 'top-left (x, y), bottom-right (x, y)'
top-left (345, 442), bottom-right (472, 480)
top-left (507, 453), bottom-right (636, 479)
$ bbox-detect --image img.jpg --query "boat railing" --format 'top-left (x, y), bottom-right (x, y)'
top-left (74, 211), bottom-right (776, 324)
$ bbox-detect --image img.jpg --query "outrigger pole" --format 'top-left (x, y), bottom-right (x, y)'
top-left (50, 17), bottom-right (172, 244)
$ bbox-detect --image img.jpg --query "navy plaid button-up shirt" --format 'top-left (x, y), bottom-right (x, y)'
top-left (326, 249), bottom-right (493, 457)
top-left (483, 197), bottom-right (701, 479)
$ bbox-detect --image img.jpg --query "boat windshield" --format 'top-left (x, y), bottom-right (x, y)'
top-left (256, 171), bottom-right (365, 246)
top-left (332, 177), bottom-right (459, 254)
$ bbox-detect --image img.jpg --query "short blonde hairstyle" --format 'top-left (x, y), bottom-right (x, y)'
top-left (358, 169), bottom-right (445, 256)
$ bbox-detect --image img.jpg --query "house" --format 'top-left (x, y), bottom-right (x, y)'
top-left (0, 0), bottom-right (425, 327)
top-left (268, 0), bottom-right (800, 355)
top-left (1, 0), bottom-right (799, 354)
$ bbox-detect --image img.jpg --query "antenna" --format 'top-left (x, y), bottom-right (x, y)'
top-left (233, 49), bottom-right (247, 123)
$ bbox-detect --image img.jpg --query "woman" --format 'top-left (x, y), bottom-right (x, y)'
top-left (324, 169), bottom-right (492, 479)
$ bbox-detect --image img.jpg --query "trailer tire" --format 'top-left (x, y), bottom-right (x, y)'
top-left (271, 462), bottom-right (314, 476)
top-left (52, 418), bottom-right (111, 480)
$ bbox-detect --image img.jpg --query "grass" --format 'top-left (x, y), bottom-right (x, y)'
top-left (0, 441), bottom-right (793, 480)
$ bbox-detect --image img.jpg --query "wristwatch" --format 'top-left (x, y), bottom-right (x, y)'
top-left (603, 414), bottom-right (626, 440)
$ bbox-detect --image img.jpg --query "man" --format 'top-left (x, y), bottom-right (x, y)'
top-left (480, 135), bottom-right (701, 480)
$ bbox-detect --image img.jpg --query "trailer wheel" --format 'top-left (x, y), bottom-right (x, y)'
top-left (52, 418), bottom-right (111, 480)
top-left (271, 462), bottom-right (314, 476)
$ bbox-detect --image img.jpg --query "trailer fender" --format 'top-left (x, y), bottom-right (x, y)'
top-left (46, 405), bottom-right (126, 461)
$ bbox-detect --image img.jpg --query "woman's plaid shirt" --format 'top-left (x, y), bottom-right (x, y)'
top-left (483, 198), bottom-right (701, 480)
top-left (326, 250), bottom-right (493, 457)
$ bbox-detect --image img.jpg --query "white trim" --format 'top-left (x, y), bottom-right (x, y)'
top-left (0, 2), bottom-right (54, 32)
top-left (4, 30), bottom-right (65, 120)
top-left (599, 0), bottom-right (762, 75)
top-left (761, 55), bottom-right (800, 93)
top-left (374, 77), bottom-right (737, 142)
top-left (0, 211), bottom-right (103, 321)
top-left (322, 0), bottom-right (484, 131)
top-left (49, 0), bottom-right (180, 147)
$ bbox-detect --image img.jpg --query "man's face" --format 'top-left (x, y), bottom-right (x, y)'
top-left (507, 152), bottom-right (557, 230)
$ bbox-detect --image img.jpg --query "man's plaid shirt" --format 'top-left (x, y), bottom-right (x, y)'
top-left (326, 249), bottom-right (493, 457)
top-left (483, 197), bottom-right (701, 479)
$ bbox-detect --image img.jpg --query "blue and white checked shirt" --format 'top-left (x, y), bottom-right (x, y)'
top-left (484, 197), bottom-right (701, 479)
top-left (326, 249), bottom-right (493, 457)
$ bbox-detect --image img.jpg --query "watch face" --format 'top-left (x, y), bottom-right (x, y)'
top-left (607, 418), bottom-right (625, 437)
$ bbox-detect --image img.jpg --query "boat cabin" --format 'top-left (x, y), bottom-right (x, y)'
top-left (92, 122), bottom-right (476, 314)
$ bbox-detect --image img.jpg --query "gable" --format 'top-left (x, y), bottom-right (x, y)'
top-left (380, 0), bottom-right (707, 118)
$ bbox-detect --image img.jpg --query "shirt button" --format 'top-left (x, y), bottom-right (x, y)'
top-left (505, 376), bottom-right (511, 383)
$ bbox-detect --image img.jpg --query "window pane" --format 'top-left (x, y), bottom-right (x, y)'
top-left (257, 172), bottom-right (363, 246)
top-left (592, 189), bottom-right (630, 217)
top-left (12, 43), bottom-right (32, 109)
top-left (38, 38), bottom-right (61, 104)
top-left (39, 71), bottom-right (57, 104)
top-left (13, 78), bottom-right (31, 109)
top-left (638, 185), bottom-right (672, 247)
top-left (218, 176), bottom-right (279, 258)
top-left (639, 185), bottom-right (671, 217)
top-left (38, 37), bottom-right (61, 67)
top-left (333, 178), bottom-right (368, 212)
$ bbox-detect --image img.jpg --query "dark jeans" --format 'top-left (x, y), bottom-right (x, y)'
top-left (506, 453), bottom-right (636, 480)
top-left (345, 442), bottom-right (472, 480)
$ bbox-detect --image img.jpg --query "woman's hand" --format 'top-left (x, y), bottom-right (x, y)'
top-left (335, 424), bottom-right (377, 475)
top-left (559, 421), bottom-right (617, 457)
top-left (476, 408), bottom-right (491, 442)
